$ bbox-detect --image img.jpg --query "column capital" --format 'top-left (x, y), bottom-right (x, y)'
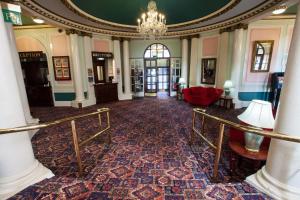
top-left (65, 29), bottom-right (92, 37)
top-left (122, 37), bottom-right (131, 42)
top-left (112, 36), bottom-right (122, 41)
top-left (219, 23), bottom-right (248, 34)
top-left (179, 36), bottom-right (189, 40)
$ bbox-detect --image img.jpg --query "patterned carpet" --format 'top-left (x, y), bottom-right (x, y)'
top-left (10, 96), bottom-right (272, 200)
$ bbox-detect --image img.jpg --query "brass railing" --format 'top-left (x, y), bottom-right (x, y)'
top-left (191, 108), bottom-right (300, 180)
top-left (0, 108), bottom-right (111, 175)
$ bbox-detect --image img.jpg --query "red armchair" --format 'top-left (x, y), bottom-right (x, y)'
top-left (182, 86), bottom-right (223, 106)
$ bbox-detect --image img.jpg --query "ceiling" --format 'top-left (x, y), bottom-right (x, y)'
top-left (71, 0), bottom-right (231, 25)
top-left (17, 0), bottom-right (297, 37)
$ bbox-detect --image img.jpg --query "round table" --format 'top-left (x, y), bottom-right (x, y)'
top-left (228, 140), bottom-right (268, 174)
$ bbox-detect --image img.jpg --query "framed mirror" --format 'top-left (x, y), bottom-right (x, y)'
top-left (251, 40), bottom-right (274, 72)
top-left (201, 58), bottom-right (217, 85)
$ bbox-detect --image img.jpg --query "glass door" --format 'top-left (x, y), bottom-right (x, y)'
top-left (145, 59), bottom-right (157, 95)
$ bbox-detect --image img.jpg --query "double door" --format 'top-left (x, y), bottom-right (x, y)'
top-left (145, 58), bottom-right (170, 95)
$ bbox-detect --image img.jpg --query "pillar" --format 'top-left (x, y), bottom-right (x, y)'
top-left (122, 39), bottom-right (132, 99)
top-left (5, 23), bottom-right (39, 125)
top-left (181, 38), bottom-right (188, 84)
top-left (0, 7), bottom-right (53, 199)
top-left (230, 28), bottom-right (246, 109)
top-left (70, 33), bottom-right (86, 108)
top-left (216, 31), bottom-right (230, 89)
top-left (83, 36), bottom-right (96, 106)
top-left (246, 5), bottom-right (300, 200)
top-left (189, 35), bottom-right (200, 87)
top-left (113, 38), bottom-right (124, 100)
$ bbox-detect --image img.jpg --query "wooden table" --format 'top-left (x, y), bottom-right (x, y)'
top-left (229, 140), bottom-right (268, 175)
top-left (219, 96), bottom-right (234, 109)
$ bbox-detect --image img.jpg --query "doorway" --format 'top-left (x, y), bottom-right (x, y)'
top-left (19, 51), bottom-right (54, 107)
top-left (144, 44), bottom-right (170, 96)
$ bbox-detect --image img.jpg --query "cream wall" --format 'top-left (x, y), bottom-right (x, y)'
top-left (239, 19), bottom-right (295, 103)
top-left (14, 27), bottom-right (113, 106)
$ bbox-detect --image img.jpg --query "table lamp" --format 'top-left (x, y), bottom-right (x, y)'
top-left (237, 100), bottom-right (274, 152)
top-left (178, 78), bottom-right (186, 89)
top-left (223, 80), bottom-right (233, 96)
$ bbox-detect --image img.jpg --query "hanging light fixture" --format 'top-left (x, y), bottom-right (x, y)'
top-left (272, 5), bottom-right (287, 15)
top-left (137, 0), bottom-right (167, 39)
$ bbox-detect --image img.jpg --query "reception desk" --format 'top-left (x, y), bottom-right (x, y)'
top-left (94, 83), bottom-right (118, 104)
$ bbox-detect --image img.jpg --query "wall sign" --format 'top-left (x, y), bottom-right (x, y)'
top-left (52, 56), bottom-right (71, 81)
top-left (1, 3), bottom-right (22, 25)
top-left (92, 51), bottom-right (113, 59)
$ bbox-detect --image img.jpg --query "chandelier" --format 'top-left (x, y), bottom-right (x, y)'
top-left (137, 0), bottom-right (167, 38)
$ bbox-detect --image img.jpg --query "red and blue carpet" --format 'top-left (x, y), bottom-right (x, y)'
top-left (10, 97), bottom-right (272, 200)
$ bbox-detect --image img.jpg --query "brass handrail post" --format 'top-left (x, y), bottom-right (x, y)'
top-left (98, 113), bottom-right (102, 127)
top-left (201, 115), bottom-right (206, 137)
top-left (106, 110), bottom-right (112, 144)
top-left (190, 110), bottom-right (196, 145)
top-left (213, 123), bottom-right (225, 181)
top-left (71, 120), bottom-right (83, 176)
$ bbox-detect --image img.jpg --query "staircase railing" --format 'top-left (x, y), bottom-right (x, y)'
top-left (191, 107), bottom-right (300, 180)
top-left (0, 108), bottom-right (111, 176)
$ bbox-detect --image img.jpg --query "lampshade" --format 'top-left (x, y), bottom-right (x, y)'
top-left (238, 100), bottom-right (274, 129)
top-left (223, 80), bottom-right (233, 88)
top-left (178, 78), bottom-right (186, 84)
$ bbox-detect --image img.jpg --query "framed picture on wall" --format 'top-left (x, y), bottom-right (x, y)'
top-left (251, 40), bottom-right (274, 72)
top-left (52, 56), bottom-right (71, 81)
top-left (201, 58), bottom-right (217, 85)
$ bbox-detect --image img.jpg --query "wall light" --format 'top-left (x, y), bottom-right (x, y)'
top-left (272, 5), bottom-right (287, 15)
top-left (32, 18), bottom-right (45, 24)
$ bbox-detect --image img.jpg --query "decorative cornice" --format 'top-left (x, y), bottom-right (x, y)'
top-left (219, 23), bottom-right (248, 33)
top-left (19, 0), bottom-right (286, 38)
top-left (65, 29), bottom-right (92, 37)
top-left (61, 0), bottom-right (241, 30)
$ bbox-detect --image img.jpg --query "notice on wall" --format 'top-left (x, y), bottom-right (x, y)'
top-left (1, 3), bottom-right (22, 25)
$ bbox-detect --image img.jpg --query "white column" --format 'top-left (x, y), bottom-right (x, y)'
top-left (181, 38), bottom-right (188, 84)
top-left (189, 36), bottom-right (199, 87)
top-left (216, 31), bottom-right (230, 89)
top-left (0, 9), bottom-right (53, 199)
top-left (231, 29), bottom-right (246, 108)
top-left (70, 34), bottom-right (86, 108)
top-left (247, 6), bottom-right (300, 200)
top-left (83, 36), bottom-right (96, 106)
top-left (122, 39), bottom-right (132, 100)
top-left (113, 38), bottom-right (124, 100)
top-left (5, 23), bottom-right (39, 125)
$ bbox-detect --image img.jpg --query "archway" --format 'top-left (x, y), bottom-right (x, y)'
top-left (144, 43), bottom-right (170, 96)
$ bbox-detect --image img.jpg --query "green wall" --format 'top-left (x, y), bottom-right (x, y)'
top-left (129, 39), bottom-right (181, 58)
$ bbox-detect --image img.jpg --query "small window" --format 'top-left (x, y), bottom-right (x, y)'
top-left (144, 43), bottom-right (170, 59)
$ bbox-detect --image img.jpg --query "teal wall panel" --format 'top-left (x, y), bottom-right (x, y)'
top-left (239, 92), bottom-right (270, 101)
top-left (54, 92), bottom-right (88, 101)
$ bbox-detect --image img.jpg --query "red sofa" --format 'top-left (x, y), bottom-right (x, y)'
top-left (182, 86), bottom-right (223, 106)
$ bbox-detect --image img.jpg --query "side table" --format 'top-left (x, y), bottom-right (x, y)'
top-left (229, 140), bottom-right (268, 175)
top-left (219, 96), bottom-right (233, 109)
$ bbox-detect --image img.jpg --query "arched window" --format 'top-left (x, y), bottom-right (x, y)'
top-left (144, 43), bottom-right (170, 58)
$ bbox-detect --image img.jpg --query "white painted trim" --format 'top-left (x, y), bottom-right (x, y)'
top-left (54, 101), bottom-right (71, 107)
top-left (0, 160), bottom-right (54, 199)
top-left (246, 167), bottom-right (300, 200)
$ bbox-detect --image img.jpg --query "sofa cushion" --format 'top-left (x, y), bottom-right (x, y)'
top-left (190, 87), bottom-right (204, 95)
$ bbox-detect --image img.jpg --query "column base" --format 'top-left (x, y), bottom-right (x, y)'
top-left (246, 166), bottom-right (300, 200)
top-left (71, 99), bottom-right (94, 108)
top-left (119, 93), bottom-right (132, 101)
top-left (0, 160), bottom-right (54, 199)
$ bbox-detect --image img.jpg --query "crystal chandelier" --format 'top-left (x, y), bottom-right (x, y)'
top-left (137, 0), bottom-right (167, 39)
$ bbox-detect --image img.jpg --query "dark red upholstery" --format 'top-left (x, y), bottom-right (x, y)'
top-left (182, 86), bottom-right (223, 106)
